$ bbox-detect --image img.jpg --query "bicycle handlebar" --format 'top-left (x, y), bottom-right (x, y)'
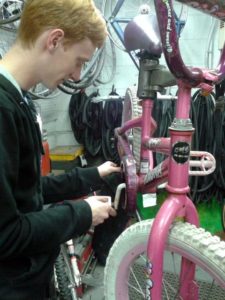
top-left (154, 0), bottom-right (225, 86)
top-left (176, 0), bottom-right (225, 21)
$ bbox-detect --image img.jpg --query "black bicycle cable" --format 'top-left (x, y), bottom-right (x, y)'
top-left (212, 79), bottom-right (225, 195)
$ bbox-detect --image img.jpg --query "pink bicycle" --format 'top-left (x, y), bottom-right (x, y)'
top-left (104, 0), bottom-right (225, 299)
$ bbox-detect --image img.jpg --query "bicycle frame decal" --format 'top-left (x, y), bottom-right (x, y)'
top-left (172, 141), bottom-right (190, 164)
top-left (145, 260), bottom-right (153, 300)
top-left (140, 159), bottom-right (149, 174)
top-left (148, 138), bottom-right (161, 147)
top-left (163, 0), bottom-right (173, 53)
top-left (144, 162), bottom-right (163, 184)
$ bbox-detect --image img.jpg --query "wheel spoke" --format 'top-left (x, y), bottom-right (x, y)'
top-left (128, 266), bottom-right (145, 297)
top-left (127, 279), bottom-right (145, 298)
top-left (104, 220), bottom-right (225, 300)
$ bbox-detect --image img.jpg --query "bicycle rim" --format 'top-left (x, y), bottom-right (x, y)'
top-left (0, 0), bottom-right (23, 25)
top-left (0, 27), bottom-right (58, 99)
top-left (0, 26), bottom-right (16, 56)
top-left (104, 0), bottom-right (152, 19)
top-left (104, 219), bottom-right (225, 299)
top-left (61, 47), bottom-right (105, 92)
top-left (95, 34), bottom-right (117, 85)
top-left (28, 84), bottom-right (60, 100)
top-left (104, 0), bottom-right (153, 52)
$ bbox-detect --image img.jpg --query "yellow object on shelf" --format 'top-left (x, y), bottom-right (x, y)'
top-left (50, 145), bottom-right (84, 161)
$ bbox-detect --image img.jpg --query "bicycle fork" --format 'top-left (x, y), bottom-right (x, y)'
top-left (146, 83), bottom-right (203, 300)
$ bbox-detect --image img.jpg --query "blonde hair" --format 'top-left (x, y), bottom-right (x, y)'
top-left (17, 0), bottom-right (107, 48)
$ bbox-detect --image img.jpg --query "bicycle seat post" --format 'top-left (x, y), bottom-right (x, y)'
top-left (137, 53), bottom-right (175, 100)
top-left (137, 52), bottom-right (176, 171)
top-left (137, 55), bottom-right (160, 100)
top-left (137, 54), bottom-right (159, 169)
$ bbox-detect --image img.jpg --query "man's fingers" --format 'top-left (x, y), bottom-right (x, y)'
top-left (109, 207), bottom-right (117, 217)
top-left (86, 195), bottom-right (117, 226)
top-left (97, 196), bottom-right (111, 204)
top-left (113, 166), bottom-right (121, 172)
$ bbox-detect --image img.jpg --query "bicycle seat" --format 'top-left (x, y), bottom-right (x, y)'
top-left (124, 14), bottom-right (162, 57)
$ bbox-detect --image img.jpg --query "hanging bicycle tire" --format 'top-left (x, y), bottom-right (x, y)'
top-left (102, 127), bottom-right (120, 163)
top-left (0, 26), bottom-right (60, 99)
top-left (82, 92), bottom-right (103, 157)
top-left (102, 126), bottom-right (114, 161)
top-left (69, 91), bottom-right (87, 145)
top-left (59, 47), bottom-right (106, 93)
top-left (104, 219), bottom-right (225, 299)
top-left (55, 245), bottom-right (78, 300)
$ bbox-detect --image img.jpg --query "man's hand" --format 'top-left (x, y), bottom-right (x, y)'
top-left (84, 196), bottom-right (117, 226)
top-left (97, 161), bottom-right (121, 178)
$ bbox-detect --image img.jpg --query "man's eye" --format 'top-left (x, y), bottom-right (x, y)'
top-left (76, 61), bottom-right (88, 73)
top-left (82, 62), bottom-right (87, 69)
top-left (76, 62), bottom-right (83, 68)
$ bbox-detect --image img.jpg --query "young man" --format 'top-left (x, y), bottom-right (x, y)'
top-left (0, 0), bottom-right (120, 298)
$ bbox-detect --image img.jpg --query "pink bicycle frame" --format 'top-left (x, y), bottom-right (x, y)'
top-left (115, 0), bottom-right (225, 298)
top-left (148, 0), bottom-right (224, 299)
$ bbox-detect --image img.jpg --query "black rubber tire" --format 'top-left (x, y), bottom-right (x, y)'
top-left (55, 251), bottom-right (73, 300)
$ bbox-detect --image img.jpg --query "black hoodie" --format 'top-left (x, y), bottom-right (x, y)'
top-left (0, 75), bottom-right (102, 299)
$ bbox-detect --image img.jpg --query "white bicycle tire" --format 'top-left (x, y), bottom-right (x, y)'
top-left (104, 219), bottom-right (225, 299)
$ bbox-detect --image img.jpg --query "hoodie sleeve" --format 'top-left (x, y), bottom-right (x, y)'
top-left (42, 166), bottom-right (103, 204)
top-left (0, 96), bottom-right (93, 259)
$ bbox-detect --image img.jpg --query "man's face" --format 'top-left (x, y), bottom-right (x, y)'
top-left (42, 38), bottom-right (96, 89)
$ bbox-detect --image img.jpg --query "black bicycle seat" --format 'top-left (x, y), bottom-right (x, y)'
top-left (124, 14), bottom-right (162, 57)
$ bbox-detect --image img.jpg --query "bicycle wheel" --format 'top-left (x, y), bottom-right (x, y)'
top-left (95, 34), bottom-right (116, 85)
top-left (0, 0), bottom-right (23, 25)
top-left (105, 0), bottom-right (152, 18)
top-left (0, 27), bottom-right (59, 99)
top-left (55, 245), bottom-right (79, 300)
top-left (104, 219), bottom-right (225, 299)
top-left (59, 46), bottom-right (106, 93)
top-left (103, 0), bottom-right (153, 51)
top-left (0, 26), bottom-right (16, 53)
top-left (28, 83), bottom-right (60, 100)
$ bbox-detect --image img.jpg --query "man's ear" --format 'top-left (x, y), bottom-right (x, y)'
top-left (46, 29), bottom-right (64, 52)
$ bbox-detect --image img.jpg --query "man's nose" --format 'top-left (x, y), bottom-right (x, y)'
top-left (70, 69), bottom-right (81, 81)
